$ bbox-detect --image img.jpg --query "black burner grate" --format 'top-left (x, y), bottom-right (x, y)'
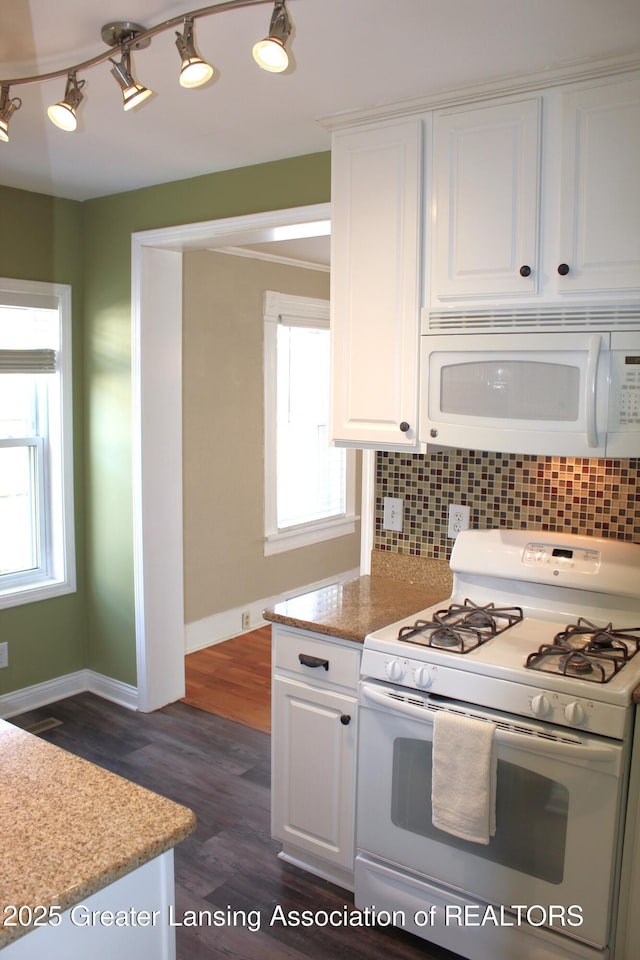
top-left (526, 618), bottom-right (640, 683)
top-left (397, 600), bottom-right (524, 653)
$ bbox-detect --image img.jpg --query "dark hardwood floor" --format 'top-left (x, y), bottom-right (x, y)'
top-left (12, 693), bottom-right (459, 960)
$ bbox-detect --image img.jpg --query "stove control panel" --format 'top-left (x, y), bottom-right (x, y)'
top-left (523, 542), bottom-right (600, 574)
top-left (528, 690), bottom-right (595, 728)
top-left (379, 656), bottom-right (436, 690)
top-left (360, 647), bottom-right (629, 738)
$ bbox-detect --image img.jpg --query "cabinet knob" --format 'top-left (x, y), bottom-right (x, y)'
top-left (557, 263), bottom-right (570, 276)
top-left (399, 421), bottom-right (410, 433)
top-left (519, 265), bottom-right (531, 277)
top-left (430, 428), bottom-right (438, 439)
top-left (340, 714), bottom-right (351, 726)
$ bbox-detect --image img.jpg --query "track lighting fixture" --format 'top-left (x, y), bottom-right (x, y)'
top-left (109, 49), bottom-right (153, 111)
top-left (47, 72), bottom-right (85, 131)
top-left (0, 85), bottom-right (22, 142)
top-left (176, 17), bottom-right (215, 88)
top-left (0, 0), bottom-right (293, 142)
top-left (252, 1), bottom-right (292, 73)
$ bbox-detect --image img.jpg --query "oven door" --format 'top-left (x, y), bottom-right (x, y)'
top-left (357, 679), bottom-right (626, 949)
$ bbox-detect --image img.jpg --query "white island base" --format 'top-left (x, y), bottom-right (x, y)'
top-left (3, 852), bottom-right (176, 960)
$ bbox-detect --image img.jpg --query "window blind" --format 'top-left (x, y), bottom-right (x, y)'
top-left (0, 349), bottom-right (57, 373)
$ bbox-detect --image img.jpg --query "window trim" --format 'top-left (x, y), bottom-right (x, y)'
top-left (263, 290), bottom-right (356, 556)
top-left (0, 278), bottom-right (76, 608)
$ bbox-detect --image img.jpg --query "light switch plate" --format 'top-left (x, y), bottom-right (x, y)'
top-left (383, 497), bottom-right (404, 532)
top-left (0, 642), bottom-right (8, 669)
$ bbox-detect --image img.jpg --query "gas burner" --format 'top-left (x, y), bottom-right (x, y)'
top-left (434, 600), bottom-right (524, 634)
top-left (397, 599), bottom-right (524, 653)
top-left (555, 618), bottom-right (640, 660)
top-left (525, 618), bottom-right (640, 683)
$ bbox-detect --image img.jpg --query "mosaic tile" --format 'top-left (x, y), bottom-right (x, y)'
top-left (375, 451), bottom-right (640, 561)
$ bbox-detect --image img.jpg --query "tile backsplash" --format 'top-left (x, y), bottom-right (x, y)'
top-left (375, 451), bottom-right (640, 561)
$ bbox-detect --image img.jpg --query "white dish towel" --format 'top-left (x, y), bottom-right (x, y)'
top-left (431, 710), bottom-right (497, 845)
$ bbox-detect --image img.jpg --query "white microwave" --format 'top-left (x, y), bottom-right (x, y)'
top-left (420, 331), bottom-right (640, 457)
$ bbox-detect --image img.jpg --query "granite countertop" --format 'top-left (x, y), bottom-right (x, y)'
top-left (0, 719), bottom-right (196, 948)
top-left (264, 573), bottom-right (451, 643)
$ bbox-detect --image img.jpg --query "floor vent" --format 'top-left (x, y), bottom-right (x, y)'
top-left (26, 718), bottom-right (63, 735)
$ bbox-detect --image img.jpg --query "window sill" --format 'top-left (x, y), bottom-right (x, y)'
top-left (264, 514), bottom-right (359, 556)
top-left (0, 574), bottom-right (76, 610)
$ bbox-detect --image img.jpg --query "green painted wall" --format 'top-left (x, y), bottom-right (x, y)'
top-left (0, 152), bottom-right (330, 697)
top-left (0, 185), bottom-right (87, 695)
top-left (82, 152), bottom-right (331, 685)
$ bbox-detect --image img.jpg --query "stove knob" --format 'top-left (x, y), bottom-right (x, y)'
top-left (386, 659), bottom-right (405, 682)
top-left (414, 666), bottom-right (432, 689)
top-left (564, 701), bottom-right (586, 726)
top-left (531, 693), bottom-right (552, 718)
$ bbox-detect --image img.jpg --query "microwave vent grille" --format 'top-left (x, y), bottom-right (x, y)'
top-left (426, 304), bottom-right (640, 333)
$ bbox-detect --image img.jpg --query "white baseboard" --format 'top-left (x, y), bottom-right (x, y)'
top-left (0, 669), bottom-right (139, 719)
top-left (1, 568), bottom-right (362, 717)
top-left (185, 566), bottom-right (361, 655)
top-left (85, 670), bottom-right (139, 710)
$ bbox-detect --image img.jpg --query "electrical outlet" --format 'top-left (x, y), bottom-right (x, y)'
top-left (0, 642), bottom-right (8, 669)
top-left (383, 497), bottom-right (403, 532)
top-left (241, 611), bottom-right (251, 630)
top-left (448, 503), bottom-right (470, 539)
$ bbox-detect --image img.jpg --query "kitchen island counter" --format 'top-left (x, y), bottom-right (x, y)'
top-left (264, 570), bottom-right (451, 644)
top-left (0, 718), bottom-right (195, 952)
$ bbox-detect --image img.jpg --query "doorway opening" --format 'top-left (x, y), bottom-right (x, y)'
top-left (132, 204), bottom-right (371, 715)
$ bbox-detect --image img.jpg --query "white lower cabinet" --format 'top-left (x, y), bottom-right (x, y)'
top-left (271, 626), bottom-right (360, 890)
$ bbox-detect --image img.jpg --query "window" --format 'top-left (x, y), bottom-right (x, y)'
top-left (263, 290), bottom-right (356, 555)
top-left (0, 278), bottom-right (76, 608)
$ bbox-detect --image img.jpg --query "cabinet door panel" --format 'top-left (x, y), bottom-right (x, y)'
top-left (432, 98), bottom-right (540, 301)
top-left (271, 676), bottom-right (356, 868)
top-left (331, 120), bottom-right (422, 448)
top-left (558, 77), bottom-right (640, 294)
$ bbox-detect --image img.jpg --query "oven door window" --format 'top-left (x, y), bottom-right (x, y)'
top-left (392, 738), bottom-right (569, 884)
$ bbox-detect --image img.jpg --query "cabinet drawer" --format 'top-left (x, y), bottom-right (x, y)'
top-left (273, 629), bottom-right (361, 691)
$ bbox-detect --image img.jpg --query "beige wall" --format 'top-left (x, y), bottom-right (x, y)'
top-left (182, 249), bottom-right (361, 625)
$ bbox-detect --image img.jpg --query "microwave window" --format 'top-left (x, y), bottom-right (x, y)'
top-left (440, 360), bottom-right (580, 421)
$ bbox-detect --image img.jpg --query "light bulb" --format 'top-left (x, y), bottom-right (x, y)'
top-left (252, 38), bottom-right (288, 73)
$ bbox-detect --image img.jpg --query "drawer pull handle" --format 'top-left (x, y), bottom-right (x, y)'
top-left (299, 653), bottom-right (329, 670)
top-left (340, 714), bottom-right (351, 726)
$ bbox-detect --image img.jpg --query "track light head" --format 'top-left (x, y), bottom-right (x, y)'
top-left (0, 85), bottom-right (22, 143)
top-left (252, 1), bottom-right (292, 73)
top-left (109, 50), bottom-right (153, 111)
top-left (176, 17), bottom-right (214, 88)
top-left (47, 72), bottom-right (85, 132)
top-left (0, 2), bottom-right (297, 143)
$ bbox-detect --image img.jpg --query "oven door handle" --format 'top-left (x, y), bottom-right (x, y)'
top-left (359, 682), bottom-right (620, 765)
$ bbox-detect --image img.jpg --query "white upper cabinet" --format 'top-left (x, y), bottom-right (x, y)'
top-left (429, 73), bottom-right (640, 311)
top-left (330, 118), bottom-right (423, 450)
top-left (432, 98), bottom-right (541, 302)
top-left (556, 76), bottom-right (640, 296)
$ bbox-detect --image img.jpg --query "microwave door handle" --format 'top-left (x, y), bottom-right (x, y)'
top-left (359, 681), bottom-right (618, 765)
top-left (585, 334), bottom-right (601, 448)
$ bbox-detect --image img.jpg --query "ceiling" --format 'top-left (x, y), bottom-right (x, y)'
top-left (1, 0), bottom-right (640, 202)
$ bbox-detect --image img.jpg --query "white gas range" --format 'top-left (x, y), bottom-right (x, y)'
top-left (355, 529), bottom-right (640, 960)
top-left (361, 529), bottom-right (640, 739)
